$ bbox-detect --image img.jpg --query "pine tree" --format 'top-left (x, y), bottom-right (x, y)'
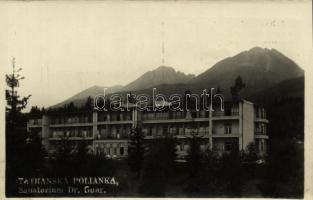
top-left (29, 106), bottom-right (44, 118)
top-left (127, 126), bottom-right (145, 178)
top-left (185, 132), bottom-right (204, 194)
top-left (230, 76), bottom-right (246, 101)
top-left (84, 96), bottom-right (93, 111)
top-left (5, 58), bottom-right (37, 196)
top-left (5, 57), bottom-right (31, 127)
top-left (216, 85), bottom-right (222, 94)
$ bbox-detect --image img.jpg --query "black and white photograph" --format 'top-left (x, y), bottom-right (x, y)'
top-left (1, 0), bottom-right (312, 198)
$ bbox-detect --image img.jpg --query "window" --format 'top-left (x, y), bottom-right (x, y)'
top-left (261, 141), bottom-right (264, 152)
top-left (180, 142), bottom-right (185, 151)
top-left (120, 147), bottom-right (124, 155)
top-left (162, 126), bottom-right (168, 136)
top-left (148, 127), bottom-right (153, 136)
top-left (116, 128), bottom-right (120, 139)
top-left (225, 109), bottom-right (231, 116)
top-left (262, 108), bottom-right (266, 118)
top-left (231, 106), bottom-right (239, 115)
top-left (224, 124), bottom-right (232, 134)
top-left (191, 111), bottom-right (197, 118)
top-left (175, 127), bottom-right (179, 136)
top-left (224, 142), bottom-right (233, 151)
top-left (260, 124), bottom-right (264, 134)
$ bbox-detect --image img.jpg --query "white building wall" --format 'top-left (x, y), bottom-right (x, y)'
top-left (242, 101), bottom-right (255, 150)
top-left (42, 115), bottom-right (50, 150)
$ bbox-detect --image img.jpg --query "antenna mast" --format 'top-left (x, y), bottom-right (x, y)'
top-left (161, 22), bottom-right (165, 65)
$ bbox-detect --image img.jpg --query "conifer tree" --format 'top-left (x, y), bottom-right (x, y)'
top-left (230, 76), bottom-right (246, 101)
top-left (6, 57), bottom-right (31, 127)
top-left (127, 125), bottom-right (145, 178)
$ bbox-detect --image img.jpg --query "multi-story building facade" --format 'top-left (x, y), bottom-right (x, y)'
top-left (27, 99), bottom-right (269, 158)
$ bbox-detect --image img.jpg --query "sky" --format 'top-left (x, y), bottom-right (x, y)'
top-left (1, 1), bottom-right (312, 111)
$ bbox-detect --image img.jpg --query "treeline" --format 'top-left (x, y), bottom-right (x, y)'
top-left (28, 96), bottom-right (94, 118)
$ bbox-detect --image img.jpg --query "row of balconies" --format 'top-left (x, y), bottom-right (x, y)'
top-left (98, 112), bottom-right (132, 122)
top-left (28, 107), bottom-right (268, 127)
top-left (28, 104), bottom-right (266, 126)
top-left (50, 115), bottom-right (92, 125)
top-left (50, 129), bottom-right (93, 138)
top-left (255, 107), bottom-right (267, 119)
top-left (47, 131), bottom-right (268, 140)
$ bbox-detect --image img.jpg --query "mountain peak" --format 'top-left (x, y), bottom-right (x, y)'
top-left (248, 46), bottom-right (266, 52)
top-left (189, 47), bottom-right (304, 99)
top-left (123, 65), bottom-right (195, 91)
top-left (156, 65), bottom-right (175, 70)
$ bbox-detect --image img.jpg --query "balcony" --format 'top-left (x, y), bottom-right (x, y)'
top-left (175, 131), bottom-right (210, 138)
top-left (50, 128), bottom-right (93, 139)
top-left (142, 118), bottom-right (193, 124)
top-left (143, 131), bottom-right (210, 139)
top-left (98, 112), bottom-right (132, 123)
top-left (254, 131), bottom-right (269, 139)
top-left (212, 109), bottom-right (239, 120)
top-left (97, 120), bottom-right (133, 125)
top-left (254, 118), bottom-right (269, 123)
top-left (142, 111), bottom-right (209, 124)
top-left (49, 122), bottom-right (93, 127)
top-left (142, 113), bottom-right (182, 121)
top-left (50, 117), bottom-right (92, 126)
top-left (95, 133), bottom-right (129, 140)
top-left (49, 137), bottom-right (94, 141)
top-left (212, 132), bottom-right (240, 138)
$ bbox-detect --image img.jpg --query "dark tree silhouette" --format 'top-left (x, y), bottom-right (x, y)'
top-left (139, 137), bottom-right (177, 197)
top-left (219, 149), bottom-right (243, 197)
top-left (185, 132), bottom-right (204, 195)
top-left (84, 96), bottom-right (93, 111)
top-left (5, 58), bottom-right (44, 196)
top-left (184, 89), bottom-right (198, 111)
top-left (6, 58), bottom-right (31, 127)
top-left (260, 138), bottom-right (304, 198)
top-left (244, 142), bottom-right (259, 162)
top-left (216, 85), bottom-right (222, 94)
top-left (127, 126), bottom-right (145, 178)
top-left (29, 106), bottom-right (44, 118)
top-left (230, 76), bottom-right (246, 101)
top-left (127, 92), bottom-right (137, 104)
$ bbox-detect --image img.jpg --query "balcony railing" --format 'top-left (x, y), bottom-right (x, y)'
top-left (255, 131), bottom-right (267, 135)
top-left (51, 118), bottom-right (92, 125)
top-left (142, 111), bottom-right (210, 121)
top-left (96, 133), bottom-right (129, 140)
top-left (212, 111), bottom-right (239, 117)
top-left (98, 112), bottom-right (132, 122)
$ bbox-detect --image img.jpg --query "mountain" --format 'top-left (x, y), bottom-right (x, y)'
top-left (252, 76), bottom-right (304, 104)
top-left (188, 47), bottom-right (304, 98)
top-left (49, 47), bottom-right (304, 108)
top-left (123, 66), bottom-right (195, 92)
top-left (50, 66), bottom-right (194, 108)
top-left (50, 85), bottom-right (123, 108)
